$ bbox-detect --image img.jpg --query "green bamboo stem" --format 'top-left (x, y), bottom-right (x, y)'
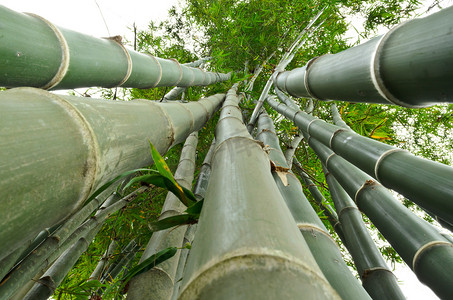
top-left (0, 88), bottom-right (224, 260)
top-left (163, 87), bottom-right (187, 101)
top-left (307, 135), bottom-right (453, 299)
top-left (255, 111), bottom-right (370, 299)
top-left (100, 239), bottom-right (138, 284)
top-left (291, 158), bottom-right (345, 242)
top-left (89, 239), bottom-right (118, 281)
top-left (127, 132), bottom-right (199, 300)
top-left (274, 6), bottom-right (453, 107)
top-left (182, 57), bottom-right (211, 68)
top-left (322, 165), bottom-right (404, 299)
top-left (103, 241), bottom-right (139, 284)
top-left (0, 188), bottom-right (144, 299)
top-left (179, 86), bottom-right (339, 299)
top-left (193, 139), bottom-right (216, 201)
top-left (266, 95), bottom-right (453, 225)
top-left (0, 6), bottom-right (230, 90)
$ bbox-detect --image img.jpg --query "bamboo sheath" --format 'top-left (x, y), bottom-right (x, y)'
top-left (0, 6), bottom-right (230, 90)
top-left (255, 112), bottom-right (370, 300)
top-left (266, 96), bottom-right (453, 225)
top-left (323, 166), bottom-right (404, 300)
top-left (179, 86), bottom-right (339, 299)
top-left (274, 6), bottom-right (453, 107)
top-left (308, 137), bottom-right (453, 299)
top-left (127, 132), bottom-right (199, 300)
top-left (0, 88), bottom-right (224, 261)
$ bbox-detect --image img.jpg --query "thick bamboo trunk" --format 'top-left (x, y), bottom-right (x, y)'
top-left (255, 112), bottom-right (370, 299)
top-left (0, 88), bottom-right (224, 260)
top-left (179, 86), bottom-right (339, 299)
top-left (127, 132), bottom-right (199, 300)
top-left (0, 6), bottom-right (230, 90)
top-left (274, 6), bottom-right (453, 107)
top-left (323, 166), bottom-right (404, 299)
top-left (308, 136), bottom-right (453, 299)
top-left (266, 96), bottom-right (453, 225)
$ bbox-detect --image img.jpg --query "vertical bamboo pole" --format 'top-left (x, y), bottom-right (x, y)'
top-left (178, 86), bottom-right (339, 299)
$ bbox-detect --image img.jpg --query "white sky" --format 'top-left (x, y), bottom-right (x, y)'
top-left (1, 1), bottom-right (446, 299)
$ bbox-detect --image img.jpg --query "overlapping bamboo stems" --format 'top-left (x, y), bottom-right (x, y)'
top-left (0, 88), bottom-right (224, 260)
top-left (247, 8), bottom-right (325, 128)
top-left (292, 159), bottom-right (344, 242)
top-left (266, 95), bottom-right (453, 225)
top-left (0, 6), bottom-right (230, 90)
top-left (255, 111), bottom-right (370, 299)
top-left (322, 165), bottom-right (404, 299)
top-left (171, 139), bottom-right (217, 300)
top-left (178, 86), bottom-right (339, 299)
top-left (274, 6), bottom-right (453, 107)
top-left (126, 132), bottom-right (199, 299)
top-left (102, 240), bottom-right (139, 284)
top-left (89, 240), bottom-right (118, 281)
top-left (0, 188), bottom-right (146, 299)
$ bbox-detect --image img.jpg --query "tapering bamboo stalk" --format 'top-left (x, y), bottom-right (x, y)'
top-left (255, 111), bottom-right (370, 299)
top-left (292, 159), bottom-right (344, 242)
top-left (0, 188), bottom-right (145, 299)
top-left (0, 6), bottom-right (230, 90)
top-left (100, 239), bottom-right (138, 284)
top-left (126, 132), bottom-right (199, 300)
top-left (179, 86), bottom-right (339, 299)
top-left (89, 239), bottom-right (118, 281)
top-left (0, 88), bottom-right (224, 260)
top-left (266, 95), bottom-right (453, 225)
top-left (163, 87), bottom-right (187, 101)
top-left (182, 57), bottom-right (211, 68)
top-left (274, 6), bottom-right (453, 107)
top-left (103, 241), bottom-right (139, 284)
top-left (171, 138), bottom-right (216, 300)
top-left (307, 135), bottom-right (453, 299)
top-left (322, 165), bottom-right (404, 299)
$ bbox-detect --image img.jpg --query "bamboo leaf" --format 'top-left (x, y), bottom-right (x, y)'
top-left (148, 214), bottom-right (197, 232)
top-left (185, 199), bottom-right (204, 217)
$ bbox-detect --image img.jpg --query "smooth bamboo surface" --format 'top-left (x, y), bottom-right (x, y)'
top-left (0, 6), bottom-right (230, 90)
top-left (274, 6), bottom-right (453, 107)
top-left (0, 88), bottom-right (224, 261)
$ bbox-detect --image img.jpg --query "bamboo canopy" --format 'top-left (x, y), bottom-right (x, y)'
top-left (0, 6), bottom-right (230, 90)
top-left (0, 88), bottom-right (224, 261)
top-left (179, 86), bottom-right (339, 299)
top-left (266, 96), bottom-right (453, 225)
top-left (127, 132), bottom-right (199, 300)
top-left (274, 6), bottom-right (453, 107)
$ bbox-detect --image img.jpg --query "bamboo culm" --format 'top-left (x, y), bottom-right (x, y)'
top-left (126, 132), bottom-right (199, 300)
top-left (0, 88), bottom-right (224, 261)
top-left (266, 95), bottom-right (453, 225)
top-left (274, 6), bottom-right (453, 107)
top-left (179, 85), bottom-right (339, 299)
top-left (322, 165), bottom-right (404, 299)
top-left (89, 239), bottom-right (118, 281)
top-left (0, 6), bottom-right (230, 90)
top-left (255, 111), bottom-right (370, 300)
top-left (308, 135), bottom-right (453, 299)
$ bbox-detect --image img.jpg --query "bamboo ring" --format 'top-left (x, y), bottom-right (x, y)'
top-left (104, 37), bottom-right (133, 87)
top-left (374, 148), bottom-right (405, 182)
top-left (412, 241), bottom-right (453, 271)
top-left (304, 55), bottom-right (328, 100)
top-left (26, 13), bottom-right (70, 90)
top-left (329, 128), bottom-right (347, 149)
top-left (146, 54), bottom-right (163, 88)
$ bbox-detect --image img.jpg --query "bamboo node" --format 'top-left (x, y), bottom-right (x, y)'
top-left (412, 240), bottom-right (453, 271)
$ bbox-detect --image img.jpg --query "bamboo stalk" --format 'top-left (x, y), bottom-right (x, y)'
top-left (179, 86), bottom-right (339, 299)
top-left (323, 165), bottom-right (404, 299)
top-left (89, 239), bottom-right (118, 281)
top-left (100, 239), bottom-right (138, 284)
top-left (308, 136), bottom-right (453, 299)
top-left (103, 241), bottom-right (139, 284)
top-left (0, 88), bottom-right (224, 260)
top-left (255, 111), bottom-right (370, 299)
top-left (127, 132), bottom-right (199, 300)
top-left (0, 6), bottom-right (230, 90)
top-left (274, 6), bottom-right (453, 107)
top-left (266, 95), bottom-right (453, 225)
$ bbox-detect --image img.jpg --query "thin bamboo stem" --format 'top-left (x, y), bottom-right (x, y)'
top-left (89, 239), bottom-right (118, 281)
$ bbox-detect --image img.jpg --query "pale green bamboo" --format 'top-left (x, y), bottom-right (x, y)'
top-left (89, 240), bottom-right (118, 281)
top-left (172, 139), bottom-right (216, 300)
top-left (103, 241), bottom-right (139, 284)
top-left (0, 88), bottom-right (224, 260)
top-left (127, 132), bottom-right (199, 300)
top-left (266, 95), bottom-right (453, 225)
top-left (255, 111), bottom-right (370, 299)
top-left (274, 6), bottom-right (453, 107)
top-left (100, 240), bottom-right (137, 284)
top-left (179, 86), bottom-right (339, 299)
top-left (322, 165), bottom-right (404, 299)
top-left (0, 188), bottom-right (145, 299)
top-left (0, 6), bottom-right (230, 90)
